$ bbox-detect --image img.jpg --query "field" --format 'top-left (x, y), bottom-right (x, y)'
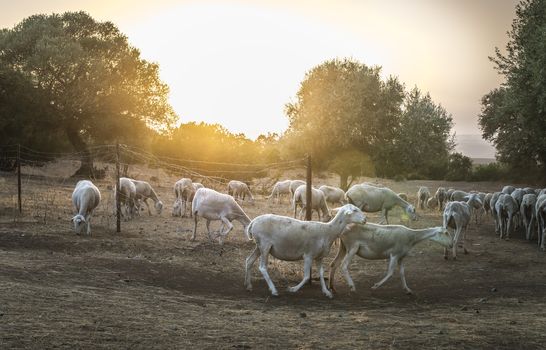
top-left (1, 162), bottom-right (545, 349)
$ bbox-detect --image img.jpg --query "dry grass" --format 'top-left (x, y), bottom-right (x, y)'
top-left (0, 164), bottom-right (545, 349)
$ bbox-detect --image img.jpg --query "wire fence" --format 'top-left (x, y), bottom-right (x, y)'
top-left (0, 143), bottom-right (307, 231)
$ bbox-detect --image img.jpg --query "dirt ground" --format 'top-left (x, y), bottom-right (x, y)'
top-left (1, 167), bottom-right (545, 349)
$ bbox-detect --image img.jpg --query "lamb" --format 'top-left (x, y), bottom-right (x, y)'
top-left (244, 204), bottom-right (367, 298)
top-left (521, 194), bottom-right (537, 241)
top-left (173, 178), bottom-right (195, 217)
top-left (417, 186), bottom-right (431, 210)
top-left (267, 180), bottom-right (292, 203)
top-left (227, 180), bottom-right (255, 203)
top-left (328, 223), bottom-right (452, 294)
top-left (435, 187), bottom-right (448, 211)
top-left (115, 177), bottom-right (137, 219)
top-left (535, 194), bottom-right (546, 250)
top-left (345, 184), bottom-right (417, 224)
top-left (132, 179), bottom-right (163, 216)
top-left (502, 185), bottom-right (516, 195)
top-left (191, 188), bottom-right (252, 245)
top-left (443, 201), bottom-right (471, 260)
top-left (71, 180), bottom-right (101, 235)
top-left (318, 185), bottom-right (346, 207)
top-left (289, 180), bottom-right (306, 197)
top-left (292, 185), bottom-right (331, 222)
top-left (450, 190), bottom-right (470, 202)
top-left (495, 193), bottom-right (518, 240)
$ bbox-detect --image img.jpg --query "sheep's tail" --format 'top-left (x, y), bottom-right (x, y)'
top-left (245, 220), bottom-right (254, 241)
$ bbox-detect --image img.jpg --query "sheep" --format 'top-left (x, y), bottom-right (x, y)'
top-left (427, 196), bottom-right (438, 210)
top-left (132, 179), bottom-right (163, 216)
top-left (193, 182), bottom-right (204, 191)
top-left (191, 188), bottom-right (251, 245)
top-left (446, 188), bottom-right (455, 201)
top-left (450, 190), bottom-right (469, 202)
top-left (435, 187), bottom-right (448, 211)
top-left (539, 188), bottom-right (546, 197)
top-left (521, 194), bottom-right (537, 241)
top-left (417, 186), bottom-right (431, 210)
top-left (318, 185), bottom-right (346, 207)
top-left (523, 187), bottom-right (536, 195)
top-left (502, 185), bottom-right (516, 195)
top-left (71, 180), bottom-right (101, 235)
top-left (398, 193), bottom-right (408, 201)
top-left (289, 180), bottom-right (306, 197)
top-left (227, 180), bottom-right (255, 203)
top-left (244, 204), bottom-right (367, 298)
top-left (490, 192), bottom-right (502, 234)
top-left (443, 201), bottom-right (471, 260)
top-left (115, 177), bottom-right (137, 219)
top-left (267, 180), bottom-right (292, 203)
top-left (292, 184), bottom-right (331, 222)
top-left (345, 184), bottom-right (417, 224)
top-left (173, 178), bottom-right (195, 217)
top-left (465, 193), bottom-right (484, 225)
top-left (328, 223), bottom-right (452, 294)
top-left (535, 194), bottom-right (546, 250)
top-left (495, 194), bottom-right (518, 240)
top-left (484, 193), bottom-right (493, 215)
top-left (511, 188), bottom-right (525, 229)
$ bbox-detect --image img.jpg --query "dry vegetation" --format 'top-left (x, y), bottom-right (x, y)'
top-left (1, 162), bottom-right (546, 349)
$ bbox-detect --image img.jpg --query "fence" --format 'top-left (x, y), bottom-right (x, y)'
top-left (0, 144), bottom-right (312, 232)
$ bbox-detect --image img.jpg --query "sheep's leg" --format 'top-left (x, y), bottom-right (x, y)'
top-left (379, 208), bottom-right (388, 225)
top-left (328, 240), bottom-right (346, 291)
top-left (452, 226), bottom-right (462, 260)
top-left (398, 259), bottom-right (413, 294)
top-left (317, 259), bottom-right (333, 298)
top-left (245, 246), bottom-right (260, 291)
top-left (287, 255), bottom-right (312, 293)
top-left (206, 220), bottom-right (215, 241)
top-left (191, 214), bottom-right (198, 241)
top-left (144, 199), bottom-right (152, 216)
top-left (341, 245), bottom-right (360, 292)
top-left (86, 214), bottom-right (92, 235)
top-left (462, 227), bottom-right (469, 254)
top-left (258, 246), bottom-right (278, 296)
top-left (372, 254), bottom-right (397, 290)
top-left (506, 215), bottom-right (512, 240)
top-left (218, 217), bottom-right (234, 245)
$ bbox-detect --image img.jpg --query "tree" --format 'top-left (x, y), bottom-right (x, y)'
top-left (327, 149), bottom-right (374, 190)
top-left (479, 0), bottom-right (546, 176)
top-left (446, 152), bottom-right (473, 181)
top-left (0, 12), bottom-right (177, 175)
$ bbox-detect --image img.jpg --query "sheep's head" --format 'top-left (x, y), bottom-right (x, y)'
top-left (406, 205), bottom-right (417, 220)
top-left (155, 201), bottom-right (164, 215)
top-left (71, 214), bottom-right (86, 234)
top-left (430, 227), bottom-right (453, 248)
top-left (172, 199), bottom-right (182, 217)
top-left (339, 204), bottom-right (367, 226)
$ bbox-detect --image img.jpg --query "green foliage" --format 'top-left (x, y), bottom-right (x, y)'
top-left (479, 0), bottom-right (546, 175)
top-left (445, 152), bottom-right (473, 181)
top-left (470, 162), bottom-right (509, 182)
top-left (327, 149), bottom-right (374, 190)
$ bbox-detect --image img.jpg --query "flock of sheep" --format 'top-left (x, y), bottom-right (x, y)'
top-left (70, 177), bottom-right (546, 298)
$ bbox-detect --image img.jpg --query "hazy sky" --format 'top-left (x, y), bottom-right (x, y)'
top-left (1, 0), bottom-right (519, 144)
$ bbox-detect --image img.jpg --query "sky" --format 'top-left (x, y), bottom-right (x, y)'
top-left (1, 0), bottom-right (519, 157)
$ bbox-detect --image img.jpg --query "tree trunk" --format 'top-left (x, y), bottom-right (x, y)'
top-left (339, 173), bottom-right (349, 191)
top-left (66, 126), bottom-right (94, 177)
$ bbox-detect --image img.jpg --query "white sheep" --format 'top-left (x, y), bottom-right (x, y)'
top-left (450, 190), bottom-right (470, 202)
top-left (483, 193), bottom-right (493, 216)
top-left (191, 188), bottom-right (251, 245)
top-left (427, 196), bottom-right (438, 210)
top-left (446, 188), bottom-right (455, 201)
top-left (521, 193), bottom-right (537, 241)
top-left (398, 193), bottom-right (408, 201)
top-left (465, 193), bottom-right (484, 225)
top-left (417, 186), bottom-right (431, 210)
top-left (490, 192), bottom-right (502, 234)
top-left (502, 185), bottom-right (516, 195)
top-left (510, 188), bottom-right (524, 229)
top-left (244, 204), bottom-right (367, 298)
top-left (173, 178), bottom-right (195, 217)
top-left (535, 194), bottom-right (546, 251)
top-left (495, 193), bottom-right (518, 240)
top-left (227, 180), bottom-right (255, 203)
top-left (318, 185), bottom-right (346, 207)
top-left (292, 184), bottom-right (331, 222)
top-left (132, 179), bottom-right (163, 216)
top-left (289, 179), bottom-right (306, 197)
top-left (345, 184), bottom-right (417, 224)
top-left (443, 201), bottom-right (471, 260)
top-left (115, 177), bottom-right (137, 219)
top-left (267, 180), bottom-right (292, 204)
top-left (71, 180), bottom-right (101, 235)
top-left (435, 187), bottom-right (448, 211)
top-left (329, 223), bottom-right (452, 294)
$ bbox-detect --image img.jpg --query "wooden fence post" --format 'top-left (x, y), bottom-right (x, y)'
top-left (17, 144), bottom-right (22, 214)
top-left (306, 155), bottom-right (312, 221)
top-left (116, 143), bottom-right (121, 233)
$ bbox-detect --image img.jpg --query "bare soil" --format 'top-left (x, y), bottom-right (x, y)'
top-left (1, 168), bottom-right (545, 349)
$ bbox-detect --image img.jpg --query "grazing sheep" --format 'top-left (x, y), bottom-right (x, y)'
top-left (71, 180), bottom-right (101, 235)
top-left (292, 185), bottom-right (331, 222)
top-left (173, 178), bottom-right (195, 217)
top-left (398, 193), bottom-right (408, 201)
top-left (191, 188), bottom-right (251, 245)
top-left (346, 184), bottom-right (417, 224)
top-left (522, 187), bottom-right (536, 195)
top-left (329, 223), bottom-right (452, 294)
top-left (244, 204), bottom-right (367, 298)
top-left (115, 177), bottom-right (137, 219)
top-left (511, 188), bottom-right (525, 229)
top-left (521, 194), bottom-right (537, 241)
top-left (427, 196), bottom-right (438, 210)
top-left (435, 187), bottom-right (448, 211)
top-left (490, 192), bottom-right (502, 234)
top-left (465, 193), bottom-right (484, 225)
top-left (502, 185), bottom-right (515, 195)
top-left (446, 188), bottom-right (455, 202)
top-left (450, 190), bottom-right (470, 202)
top-left (318, 185), bottom-right (346, 207)
top-left (132, 179), bottom-right (163, 216)
top-left (289, 180), bottom-right (306, 197)
top-left (227, 180), bottom-right (255, 203)
top-left (484, 193), bottom-right (493, 215)
top-left (417, 186), bottom-right (431, 210)
top-left (267, 180), bottom-right (292, 203)
top-left (443, 201), bottom-right (471, 260)
top-left (535, 194), bottom-right (546, 250)
top-left (495, 194), bottom-right (518, 240)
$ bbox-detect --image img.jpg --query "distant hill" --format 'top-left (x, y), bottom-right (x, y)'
top-left (455, 134), bottom-right (496, 159)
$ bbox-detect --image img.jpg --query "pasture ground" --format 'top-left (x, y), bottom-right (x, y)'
top-left (1, 165), bottom-right (545, 349)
